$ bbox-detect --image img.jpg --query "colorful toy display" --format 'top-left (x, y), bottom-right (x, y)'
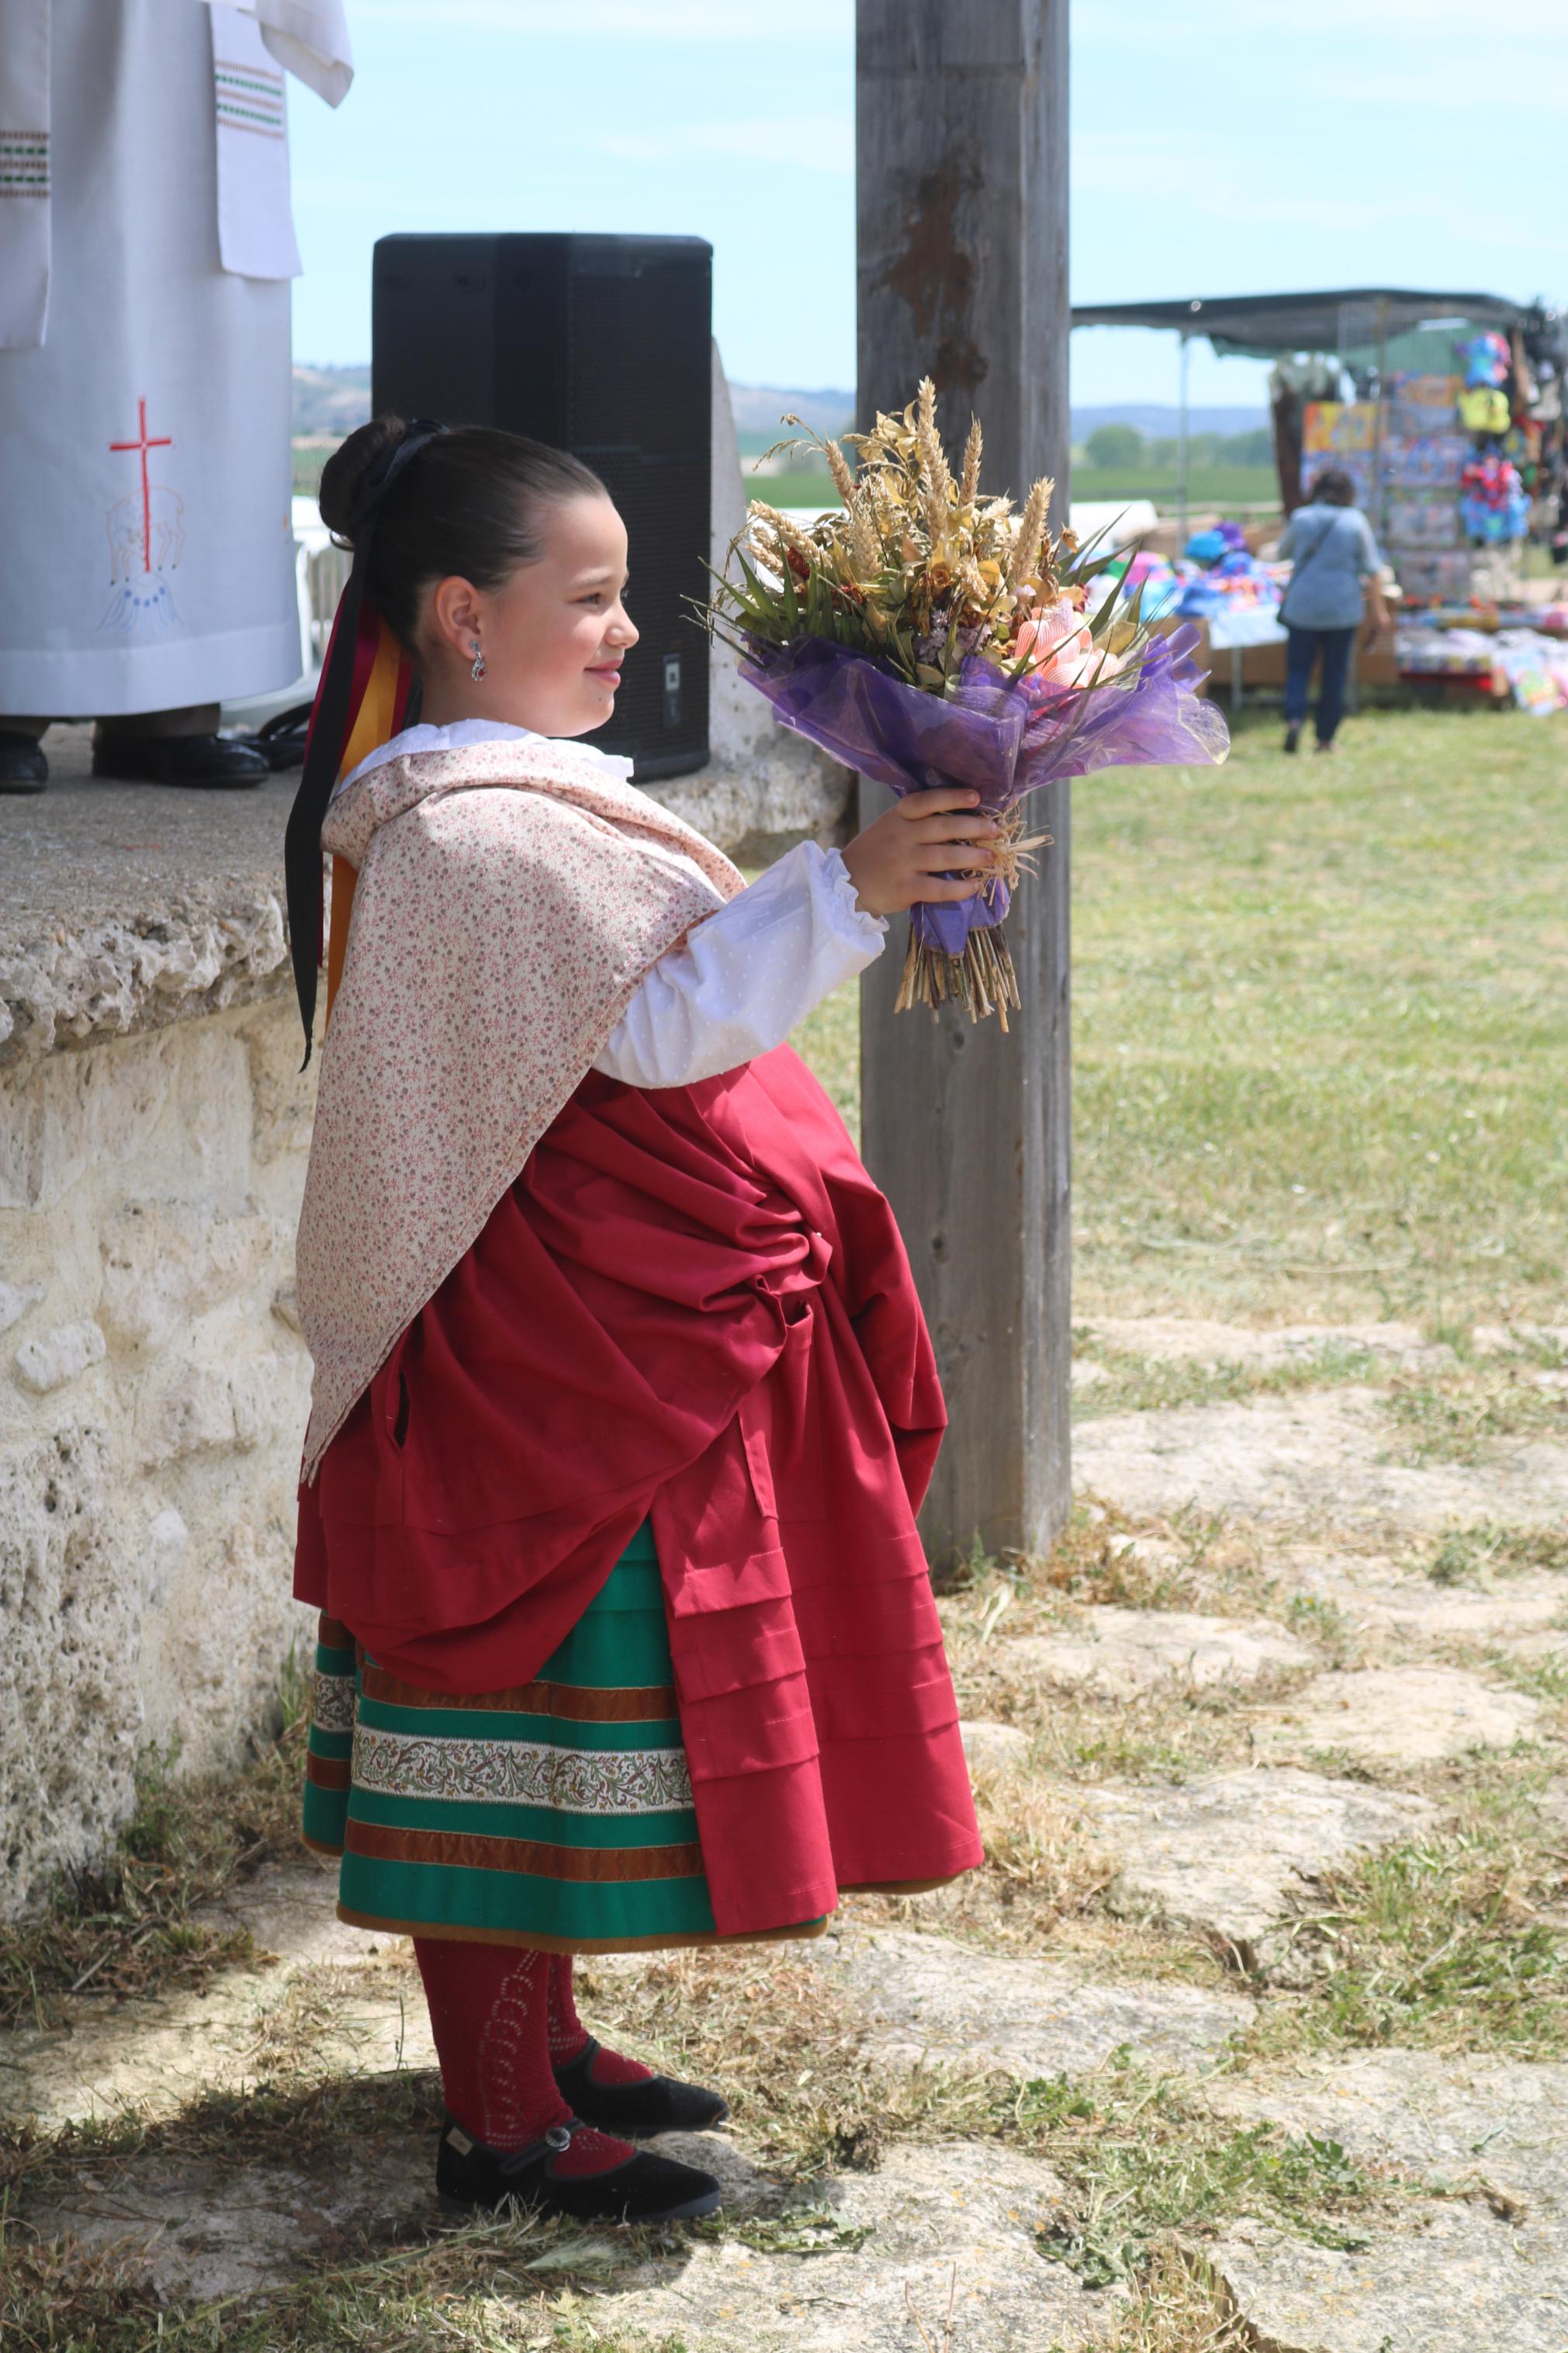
top-left (1460, 454), bottom-right (1529, 543)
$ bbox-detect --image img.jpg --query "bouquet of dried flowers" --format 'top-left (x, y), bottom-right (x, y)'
top-left (706, 379), bottom-right (1229, 1023)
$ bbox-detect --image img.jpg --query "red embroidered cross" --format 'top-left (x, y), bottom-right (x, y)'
top-left (109, 398), bottom-right (174, 574)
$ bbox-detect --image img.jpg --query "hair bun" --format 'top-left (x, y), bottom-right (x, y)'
top-left (317, 414), bottom-right (411, 546)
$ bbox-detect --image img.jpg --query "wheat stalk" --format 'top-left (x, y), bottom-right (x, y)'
top-left (1007, 476), bottom-right (1054, 591)
top-left (959, 416), bottom-right (983, 506)
top-left (824, 438), bottom-right (858, 504)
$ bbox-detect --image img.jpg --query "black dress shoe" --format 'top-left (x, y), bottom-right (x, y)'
top-left (0, 732), bottom-right (48, 793)
top-left (435, 2113), bottom-right (722, 2224)
top-left (552, 2038), bottom-right (729, 2136)
top-left (92, 731), bottom-right (268, 788)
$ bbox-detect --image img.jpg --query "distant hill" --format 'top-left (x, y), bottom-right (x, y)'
top-left (291, 373), bottom-right (1263, 452)
top-left (292, 366), bottom-right (854, 445)
top-left (727, 383), bottom-right (855, 435)
top-left (293, 364), bottom-right (371, 438)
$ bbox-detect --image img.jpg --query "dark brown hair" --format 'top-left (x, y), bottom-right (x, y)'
top-left (1307, 466), bottom-right (1357, 507)
top-left (318, 416), bottom-right (606, 650)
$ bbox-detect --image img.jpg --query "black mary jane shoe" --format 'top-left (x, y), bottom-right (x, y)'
top-left (435, 2113), bottom-right (722, 2225)
top-left (92, 731), bottom-right (268, 788)
top-left (0, 731), bottom-right (48, 793)
top-left (552, 2036), bottom-right (730, 2136)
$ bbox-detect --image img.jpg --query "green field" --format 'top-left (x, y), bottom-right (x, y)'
top-left (1071, 462), bottom-right (1279, 515)
top-left (797, 702), bottom-right (1568, 1331)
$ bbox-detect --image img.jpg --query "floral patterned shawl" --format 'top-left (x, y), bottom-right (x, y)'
top-left (295, 737), bottom-right (743, 1482)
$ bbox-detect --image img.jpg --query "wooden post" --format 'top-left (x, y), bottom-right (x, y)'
top-left (857, 1), bottom-right (1071, 1570)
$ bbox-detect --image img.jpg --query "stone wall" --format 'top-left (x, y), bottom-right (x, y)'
top-left (0, 986), bottom-right (316, 1918)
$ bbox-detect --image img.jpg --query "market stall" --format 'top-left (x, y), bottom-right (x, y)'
top-left (1072, 286), bottom-right (1568, 712)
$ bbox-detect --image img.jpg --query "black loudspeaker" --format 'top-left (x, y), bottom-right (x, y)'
top-left (372, 233), bottom-right (711, 781)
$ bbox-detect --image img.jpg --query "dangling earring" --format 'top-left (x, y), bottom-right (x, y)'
top-left (469, 639), bottom-right (486, 682)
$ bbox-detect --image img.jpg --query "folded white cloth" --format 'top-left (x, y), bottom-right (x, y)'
top-left (243, 0), bottom-right (353, 105)
top-left (210, 4), bottom-right (302, 279)
top-left (0, 0), bottom-right (51, 348)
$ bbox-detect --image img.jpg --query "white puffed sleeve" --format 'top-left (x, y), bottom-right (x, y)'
top-left (594, 842), bottom-right (886, 1090)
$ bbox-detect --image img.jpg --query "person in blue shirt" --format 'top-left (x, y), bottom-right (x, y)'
top-left (1277, 468), bottom-right (1389, 754)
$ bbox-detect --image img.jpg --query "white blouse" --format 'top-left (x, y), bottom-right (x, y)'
top-left (337, 721), bottom-right (885, 1089)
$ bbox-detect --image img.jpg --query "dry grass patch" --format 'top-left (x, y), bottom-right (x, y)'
top-left (1420, 1518), bottom-right (1568, 1584)
top-left (1381, 1359), bottom-right (1568, 1466)
top-left (849, 1758), bottom-right (1119, 1956)
top-left (0, 2199), bottom-right (653, 2353)
top-left (0, 1679), bottom-right (310, 2033)
top-left (1050, 2246), bottom-right (1248, 2353)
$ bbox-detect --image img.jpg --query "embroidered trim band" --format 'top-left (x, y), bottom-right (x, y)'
top-left (0, 131), bottom-right (48, 195)
top-left (351, 1723), bottom-right (695, 1815)
top-left (214, 65), bottom-right (286, 141)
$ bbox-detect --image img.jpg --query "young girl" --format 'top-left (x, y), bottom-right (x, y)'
top-left (287, 418), bottom-right (993, 2227)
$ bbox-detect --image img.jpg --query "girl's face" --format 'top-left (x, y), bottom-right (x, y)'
top-left (422, 493), bottom-right (639, 737)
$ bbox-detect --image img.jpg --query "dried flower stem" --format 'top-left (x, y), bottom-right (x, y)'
top-left (896, 923), bottom-right (1023, 1031)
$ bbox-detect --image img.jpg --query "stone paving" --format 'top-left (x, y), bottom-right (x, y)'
top-left (5, 1314), bottom-right (1568, 2348)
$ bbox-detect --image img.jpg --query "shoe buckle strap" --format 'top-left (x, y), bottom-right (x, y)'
top-left (497, 2117), bottom-right (582, 2176)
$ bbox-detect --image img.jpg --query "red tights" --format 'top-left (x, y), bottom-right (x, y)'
top-left (412, 1942), bottom-right (652, 2168)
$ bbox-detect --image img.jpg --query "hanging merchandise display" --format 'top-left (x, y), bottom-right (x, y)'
top-left (1381, 373), bottom-right (1469, 605)
top-left (1300, 401), bottom-right (1377, 510)
top-left (1459, 453), bottom-right (1530, 543)
top-left (1459, 331), bottom-right (1511, 389)
top-left (1459, 385), bottom-right (1510, 435)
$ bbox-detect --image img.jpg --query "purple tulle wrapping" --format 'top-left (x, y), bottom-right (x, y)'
top-left (742, 626), bottom-right (1229, 957)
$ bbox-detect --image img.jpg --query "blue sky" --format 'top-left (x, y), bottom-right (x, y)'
top-left (291, 1), bottom-right (1568, 412)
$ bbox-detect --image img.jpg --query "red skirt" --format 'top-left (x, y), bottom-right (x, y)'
top-left (295, 1045), bottom-right (982, 1939)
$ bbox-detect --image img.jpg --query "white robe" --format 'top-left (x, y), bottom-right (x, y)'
top-left (0, 0), bottom-right (350, 719)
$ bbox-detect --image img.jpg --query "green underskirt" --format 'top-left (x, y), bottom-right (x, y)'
top-left (301, 1523), bottom-right (728, 1949)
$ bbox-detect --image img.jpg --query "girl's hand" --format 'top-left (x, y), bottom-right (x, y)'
top-left (841, 788), bottom-right (1000, 919)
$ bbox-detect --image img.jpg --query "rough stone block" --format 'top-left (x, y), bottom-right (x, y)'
top-left (1006, 1606), bottom-right (1311, 1698)
top-left (958, 1718), bottom-right (1031, 1773)
top-left (241, 1000), bottom-right (319, 1164)
top-left (609, 2140), bottom-right (1102, 2353)
top-left (1075, 1388), bottom-right (1568, 1535)
top-left (1210, 2052), bottom-right (1568, 2352)
top-left (1073, 1766), bottom-right (1435, 1954)
top-left (1214, 2205), bottom-right (1565, 2353)
top-left (0, 1426), bottom-right (143, 1915)
top-left (816, 1922), bottom-right (1251, 2078)
top-left (0, 1279), bottom-right (44, 1334)
top-left (13, 1318), bottom-right (106, 1395)
top-left (99, 1201), bottom-right (272, 1353)
top-left (1252, 1664), bottom-right (1540, 1765)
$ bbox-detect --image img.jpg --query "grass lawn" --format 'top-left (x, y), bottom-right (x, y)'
top-left (796, 702), bottom-right (1568, 1332)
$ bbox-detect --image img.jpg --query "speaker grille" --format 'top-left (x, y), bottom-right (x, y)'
top-left (372, 233), bottom-right (711, 778)
top-left (568, 258), bottom-right (713, 458)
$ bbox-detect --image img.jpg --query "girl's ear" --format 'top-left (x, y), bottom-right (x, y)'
top-left (427, 575), bottom-right (481, 663)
